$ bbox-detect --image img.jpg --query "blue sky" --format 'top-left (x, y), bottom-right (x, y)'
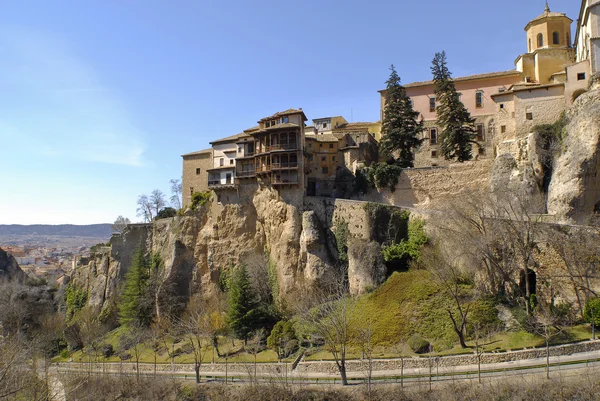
top-left (0, 0), bottom-right (580, 224)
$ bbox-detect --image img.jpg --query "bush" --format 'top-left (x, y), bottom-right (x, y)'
top-left (408, 334), bottom-right (430, 354)
top-left (190, 191), bottom-right (211, 210)
top-left (364, 162), bottom-right (403, 192)
top-left (155, 207), bottom-right (177, 219)
top-left (102, 344), bottom-right (114, 358)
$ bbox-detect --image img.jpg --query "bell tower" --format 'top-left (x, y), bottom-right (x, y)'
top-left (525, 3), bottom-right (572, 53)
top-left (515, 3), bottom-right (575, 84)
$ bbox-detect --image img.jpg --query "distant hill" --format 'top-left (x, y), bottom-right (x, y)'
top-left (0, 224), bottom-right (113, 238)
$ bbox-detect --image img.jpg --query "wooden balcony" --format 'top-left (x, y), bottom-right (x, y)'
top-left (270, 162), bottom-right (298, 171)
top-left (236, 169), bottom-right (256, 178)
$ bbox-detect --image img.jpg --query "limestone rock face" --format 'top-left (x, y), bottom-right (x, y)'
top-left (0, 248), bottom-right (25, 282)
top-left (347, 239), bottom-right (386, 296)
top-left (299, 211), bottom-right (337, 290)
top-left (489, 150), bottom-right (545, 213)
top-left (547, 88), bottom-right (600, 223)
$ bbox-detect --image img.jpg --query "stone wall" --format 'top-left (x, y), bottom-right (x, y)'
top-left (59, 339), bottom-right (600, 376)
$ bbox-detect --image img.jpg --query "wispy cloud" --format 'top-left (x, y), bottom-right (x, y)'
top-left (0, 27), bottom-right (146, 166)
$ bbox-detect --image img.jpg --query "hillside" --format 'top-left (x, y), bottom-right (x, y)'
top-left (0, 224), bottom-right (112, 238)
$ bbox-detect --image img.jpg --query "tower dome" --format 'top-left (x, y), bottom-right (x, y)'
top-left (525, 3), bottom-right (572, 53)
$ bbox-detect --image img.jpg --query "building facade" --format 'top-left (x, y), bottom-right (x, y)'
top-left (575, 0), bottom-right (600, 76)
top-left (181, 149), bottom-right (212, 208)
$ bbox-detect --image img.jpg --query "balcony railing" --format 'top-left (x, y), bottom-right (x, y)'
top-left (236, 169), bottom-right (256, 178)
top-left (272, 179), bottom-right (299, 185)
top-left (270, 162), bottom-right (298, 170)
top-left (270, 143), bottom-right (298, 151)
top-left (255, 165), bottom-right (271, 173)
top-left (208, 180), bottom-right (234, 187)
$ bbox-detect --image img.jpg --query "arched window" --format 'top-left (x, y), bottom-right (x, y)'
top-left (537, 33), bottom-right (544, 47)
top-left (528, 38), bottom-right (532, 52)
top-left (553, 31), bottom-right (560, 45)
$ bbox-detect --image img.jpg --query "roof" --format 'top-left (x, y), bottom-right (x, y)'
top-left (312, 116), bottom-right (343, 121)
top-left (209, 132), bottom-right (249, 145)
top-left (265, 122), bottom-right (299, 130)
top-left (259, 108), bottom-right (308, 122)
top-left (243, 125), bottom-right (260, 133)
top-left (380, 70), bottom-right (522, 92)
top-left (525, 4), bottom-right (572, 30)
top-left (305, 133), bottom-right (339, 143)
top-left (182, 148), bottom-right (212, 157)
top-left (491, 82), bottom-right (564, 97)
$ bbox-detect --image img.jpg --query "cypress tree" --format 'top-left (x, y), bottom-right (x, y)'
top-left (118, 245), bottom-right (153, 327)
top-left (227, 264), bottom-right (258, 343)
top-left (380, 65), bottom-right (424, 167)
top-left (431, 51), bottom-right (477, 162)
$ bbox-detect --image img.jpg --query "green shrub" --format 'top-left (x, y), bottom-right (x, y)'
top-left (155, 207), bottom-right (177, 219)
top-left (65, 284), bottom-right (88, 320)
top-left (102, 344), bottom-right (114, 358)
top-left (407, 334), bottom-right (430, 354)
top-left (364, 162), bottom-right (403, 192)
top-left (190, 191), bottom-right (211, 210)
top-left (333, 220), bottom-right (350, 264)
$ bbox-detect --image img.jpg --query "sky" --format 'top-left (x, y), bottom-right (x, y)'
top-left (0, 0), bottom-right (581, 225)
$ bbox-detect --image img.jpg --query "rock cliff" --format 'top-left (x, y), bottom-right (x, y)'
top-left (0, 248), bottom-right (25, 282)
top-left (547, 83), bottom-right (600, 224)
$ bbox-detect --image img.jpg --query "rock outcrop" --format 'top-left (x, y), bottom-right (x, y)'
top-left (547, 84), bottom-right (600, 224)
top-left (0, 248), bottom-right (25, 282)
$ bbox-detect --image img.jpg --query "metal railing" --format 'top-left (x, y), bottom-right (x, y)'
top-left (271, 162), bottom-right (298, 170)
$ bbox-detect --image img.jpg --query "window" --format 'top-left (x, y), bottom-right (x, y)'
top-left (429, 97), bottom-right (436, 112)
top-left (321, 156), bottom-right (326, 161)
top-left (332, 156), bottom-right (336, 161)
top-left (238, 146), bottom-right (242, 153)
top-left (196, 168), bottom-right (201, 175)
top-left (190, 187), bottom-right (194, 195)
top-left (501, 125), bottom-right (506, 134)
top-left (225, 173), bottom-right (232, 184)
top-left (329, 144), bottom-right (334, 149)
top-left (526, 112), bottom-right (533, 120)
top-left (537, 33), bottom-right (544, 48)
top-left (553, 31), bottom-right (560, 45)
top-left (265, 121), bottom-right (271, 128)
top-left (430, 128), bottom-right (438, 145)
top-left (283, 116), bottom-right (289, 123)
top-left (220, 158), bottom-right (224, 166)
top-left (322, 167), bottom-right (328, 174)
top-left (308, 155), bottom-right (313, 161)
top-left (578, 72), bottom-right (586, 81)
top-left (476, 124), bottom-right (485, 141)
top-left (528, 38), bottom-right (532, 52)
top-left (322, 123), bottom-right (327, 129)
top-left (230, 159), bottom-right (234, 165)
top-left (431, 150), bottom-right (438, 158)
top-left (475, 91), bottom-right (483, 108)
top-left (308, 143), bottom-right (312, 148)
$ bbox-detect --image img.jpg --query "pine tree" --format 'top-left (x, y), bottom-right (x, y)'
top-left (380, 65), bottom-right (424, 167)
top-left (118, 245), bottom-right (153, 327)
top-left (431, 51), bottom-right (477, 162)
top-left (227, 264), bottom-right (258, 343)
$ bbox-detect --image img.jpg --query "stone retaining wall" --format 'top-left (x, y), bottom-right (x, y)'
top-left (59, 340), bottom-right (600, 376)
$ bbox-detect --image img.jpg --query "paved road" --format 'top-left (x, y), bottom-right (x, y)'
top-left (54, 349), bottom-right (600, 386)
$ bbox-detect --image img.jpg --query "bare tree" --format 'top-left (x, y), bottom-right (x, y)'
top-left (358, 318), bottom-right (375, 397)
top-left (149, 190), bottom-right (167, 217)
top-left (112, 216), bottom-right (131, 234)
top-left (180, 301), bottom-right (212, 384)
top-left (423, 245), bottom-right (473, 348)
top-left (169, 179), bottom-right (182, 210)
top-left (136, 195), bottom-right (153, 223)
top-left (534, 304), bottom-right (562, 380)
top-left (299, 283), bottom-right (356, 385)
top-left (245, 329), bottom-right (266, 383)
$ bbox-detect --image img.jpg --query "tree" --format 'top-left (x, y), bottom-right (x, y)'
top-left (423, 245), bottom-right (473, 348)
top-left (584, 298), bottom-right (600, 340)
top-left (169, 179), bottom-right (182, 210)
top-left (180, 301), bottom-right (212, 384)
top-left (112, 216), bottom-right (131, 234)
top-left (118, 245), bottom-right (153, 327)
top-left (267, 320), bottom-right (297, 362)
top-left (136, 195), bottom-right (153, 223)
top-left (379, 64), bottom-right (424, 167)
top-left (300, 284), bottom-right (356, 385)
top-left (227, 265), bottom-right (259, 343)
top-left (149, 190), bottom-right (167, 217)
top-left (431, 51), bottom-right (477, 162)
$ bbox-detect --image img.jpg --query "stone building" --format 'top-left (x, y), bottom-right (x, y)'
top-left (181, 148), bottom-right (212, 208)
top-left (378, 4), bottom-right (589, 167)
top-left (575, 0), bottom-right (600, 76)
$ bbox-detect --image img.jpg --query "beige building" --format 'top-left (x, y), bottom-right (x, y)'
top-left (378, 4), bottom-right (586, 166)
top-left (181, 148), bottom-right (212, 208)
top-left (575, 0), bottom-right (600, 76)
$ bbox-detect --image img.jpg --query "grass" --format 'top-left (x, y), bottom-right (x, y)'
top-left (54, 271), bottom-right (598, 365)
